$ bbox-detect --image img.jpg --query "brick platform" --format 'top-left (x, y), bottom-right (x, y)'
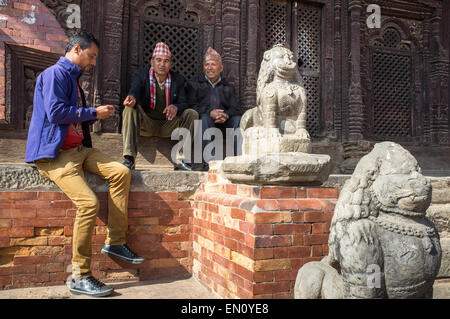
top-left (0, 190), bottom-right (193, 289)
top-left (0, 165), bottom-right (339, 298)
top-left (192, 168), bottom-right (338, 299)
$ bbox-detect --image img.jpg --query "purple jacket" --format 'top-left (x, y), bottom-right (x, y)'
top-left (25, 57), bottom-right (97, 163)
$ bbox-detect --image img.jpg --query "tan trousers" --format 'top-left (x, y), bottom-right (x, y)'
top-left (35, 146), bottom-right (131, 278)
top-left (122, 104), bottom-right (198, 159)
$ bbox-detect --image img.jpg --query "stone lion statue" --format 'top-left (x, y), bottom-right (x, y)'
top-left (240, 44), bottom-right (311, 155)
top-left (294, 142), bottom-right (442, 299)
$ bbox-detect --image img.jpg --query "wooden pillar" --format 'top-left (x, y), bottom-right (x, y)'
top-left (347, 0), bottom-right (364, 141)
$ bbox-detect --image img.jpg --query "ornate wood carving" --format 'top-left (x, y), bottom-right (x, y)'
top-left (39, 0), bottom-right (82, 35)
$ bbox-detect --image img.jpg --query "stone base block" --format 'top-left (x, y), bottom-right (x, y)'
top-left (221, 153), bottom-right (332, 185)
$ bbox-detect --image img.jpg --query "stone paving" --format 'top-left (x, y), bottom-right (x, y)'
top-left (0, 275), bottom-right (219, 299)
top-left (0, 276), bottom-right (448, 299)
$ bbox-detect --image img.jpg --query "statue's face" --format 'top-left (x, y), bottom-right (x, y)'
top-left (271, 48), bottom-right (297, 77)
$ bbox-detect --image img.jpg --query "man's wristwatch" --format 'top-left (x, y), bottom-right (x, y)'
top-left (93, 110), bottom-right (97, 118)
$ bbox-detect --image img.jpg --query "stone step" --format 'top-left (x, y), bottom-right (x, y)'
top-left (0, 131), bottom-right (178, 169)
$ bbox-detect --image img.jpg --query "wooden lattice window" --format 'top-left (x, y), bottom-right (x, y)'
top-left (140, 3), bottom-right (201, 81)
top-left (370, 27), bottom-right (413, 139)
top-left (263, 1), bottom-right (322, 137)
top-left (297, 4), bottom-right (321, 138)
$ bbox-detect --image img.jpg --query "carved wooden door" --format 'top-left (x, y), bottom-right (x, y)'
top-left (263, 0), bottom-right (322, 138)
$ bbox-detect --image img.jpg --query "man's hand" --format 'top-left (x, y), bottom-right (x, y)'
top-left (210, 109), bottom-right (228, 124)
top-left (95, 105), bottom-right (115, 119)
top-left (163, 104), bottom-right (178, 121)
top-left (123, 95), bottom-right (136, 108)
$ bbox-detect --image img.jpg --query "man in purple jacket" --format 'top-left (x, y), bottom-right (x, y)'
top-left (26, 31), bottom-right (144, 297)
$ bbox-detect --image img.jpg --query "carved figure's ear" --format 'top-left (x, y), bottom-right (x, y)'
top-left (263, 51), bottom-right (271, 61)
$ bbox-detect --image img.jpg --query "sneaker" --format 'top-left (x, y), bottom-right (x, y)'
top-left (69, 276), bottom-right (113, 297)
top-left (194, 162), bottom-right (209, 172)
top-left (174, 160), bottom-right (193, 171)
top-left (122, 156), bottom-right (135, 170)
top-left (101, 244), bottom-right (145, 264)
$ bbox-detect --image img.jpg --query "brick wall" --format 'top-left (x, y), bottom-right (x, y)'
top-left (0, 0), bottom-right (67, 117)
top-left (192, 168), bottom-right (338, 299)
top-left (0, 190), bottom-right (193, 289)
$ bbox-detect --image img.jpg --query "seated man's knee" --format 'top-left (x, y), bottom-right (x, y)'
top-left (183, 109), bottom-right (199, 120)
top-left (228, 115), bottom-right (242, 129)
top-left (200, 113), bottom-right (214, 127)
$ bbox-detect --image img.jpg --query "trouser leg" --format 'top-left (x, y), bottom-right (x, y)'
top-left (159, 109), bottom-right (199, 162)
top-left (83, 148), bottom-right (131, 246)
top-left (122, 105), bottom-right (140, 158)
top-left (35, 147), bottom-right (99, 279)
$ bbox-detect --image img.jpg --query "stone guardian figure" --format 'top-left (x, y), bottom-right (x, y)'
top-left (294, 142), bottom-right (442, 299)
top-left (222, 45), bottom-right (331, 185)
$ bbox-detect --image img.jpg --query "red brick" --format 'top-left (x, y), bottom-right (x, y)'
top-left (254, 224), bottom-right (273, 235)
top-left (253, 271), bottom-right (273, 283)
top-left (289, 246), bottom-right (311, 258)
top-left (0, 219), bottom-right (11, 228)
top-left (0, 208), bottom-right (36, 218)
top-left (47, 218), bottom-right (74, 227)
top-left (307, 187), bottom-right (339, 198)
top-left (13, 256), bottom-right (52, 265)
top-left (230, 208), bottom-right (246, 220)
top-left (239, 221), bottom-right (253, 233)
top-left (37, 192), bottom-right (62, 200)
top-left (304, 211), bottom-right (325, 222)
top-left (278, 199), bottom-right (299, 210)
top-left (0, 192), bottom-right (37, 200)
top-left (253, 281), bottom-right (290, 294)
top-left (9, 227), bottom-right (34, 238)
top-left (0, 275), bottom-right (12, 288)
top-left (274, 270), bottom-right (298, 281)
top-left (0, 237), bottom-right (9, 247)
top-left (161, 234), bottom-right (190, 242)
top-left (273, 247), bottom-right (289, 258)
top-left (312, 223), bottom-right (330, 234)
top-left (152, 192), bottom-right (179, 201)
top-left (36, 263), bottom-right (65, 273)
top-left (304, 234), bottom-right (329, 245)
top-left (254, 200), bottom-right (280, 211)
top-left (64, 226), bottom-right (73, 236)
top-left (296, 187), bottom-right (307, 198)
top-left (224, 184), bottom-right (237, 195)
top-left (159, 201), bottom-right (191, 210)
top-left (255, 235), bottom-right (291, 248)
top-left (292, 235), bottom-right (304, 246)
top-left (129, 192), bottom-right (153, 201)
top-left (312, 245), bottom-right (324, 257)
top-left (12, 218), bottom-right (47, 227)
top-left (273, 224), bottom-right (311, 235)
top-left (237, 185), bottom-right (253, 197)
top-left (297, 199), bottom-right (324, 211)
top-left (292, 212), bottom-right (304, 223)
top-left (258, 187), bottom-right (296, 199)
top-left (36, 209), bottom-right (66, 218)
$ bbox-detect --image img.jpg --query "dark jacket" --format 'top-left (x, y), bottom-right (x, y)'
top-left (186, 75), bottom-right (243, 117)
top-left (128, 67), bottom-right (188, 116)
top-left (25, 57), bottom-right (97, 163)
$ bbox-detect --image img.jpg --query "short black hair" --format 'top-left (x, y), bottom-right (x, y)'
top-left (65, 30), bottom-right (100, 54)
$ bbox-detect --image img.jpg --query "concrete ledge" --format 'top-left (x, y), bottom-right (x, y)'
top-left (0, 164), bottom-right (207, 193)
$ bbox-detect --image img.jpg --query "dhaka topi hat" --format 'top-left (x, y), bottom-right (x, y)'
top-left (204, 47), bottom-right (222, 64)
top-left (152, 42), bottom-right (172, 58)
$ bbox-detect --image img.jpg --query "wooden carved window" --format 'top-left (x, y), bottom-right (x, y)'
top-left (140, 2), bottom-right (201, 81)
top-left (369, 27), bottom-right (414, 139)
top-left (264, 0), bottom-right (322, 137)
top-left (1, 44), bottom-right (59, 131)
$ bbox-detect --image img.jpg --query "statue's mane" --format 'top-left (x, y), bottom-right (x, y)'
top-left (256, 44), bottom-right (304, 106)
